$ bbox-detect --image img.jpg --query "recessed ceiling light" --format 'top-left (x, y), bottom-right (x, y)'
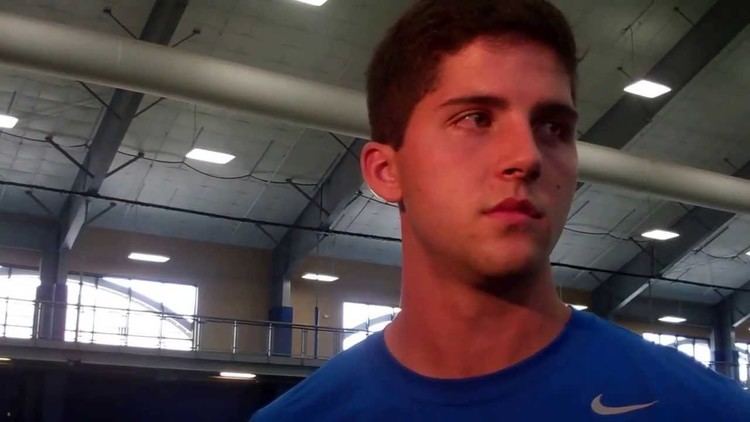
top-left (0, 114), bottom-right (18, 129)
top-left (568, 304), bottom-right (588, 311)
top-left (658, 316), bottom-right (686, 324)
top-left (219, 371), bottom-right (256, 380)
top-left (301, 273), bottom-right (339, 282)
top-left (185, 148), bottom-right (235, 165)
top-left (642, 230), bottom-right (680, 241)
top-left (128, 252), bottom-right (170, 263)
top-left (294, 0), bottom-right (328, 5)
top-left (624, 80), bottom-right (672, 99)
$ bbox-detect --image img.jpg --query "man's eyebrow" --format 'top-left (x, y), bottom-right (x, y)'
top-left (439, 96), bottom-right (578, 121)
top-left (531, 102), bottom-right (578, 121)
top-left (439, 95), bottom-right (510, 109)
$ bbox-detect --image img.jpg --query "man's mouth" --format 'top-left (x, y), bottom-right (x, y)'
top-left (483, 198), bottom-right (544, 220)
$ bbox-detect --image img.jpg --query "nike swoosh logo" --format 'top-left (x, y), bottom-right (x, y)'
top-left (591, 394), bottom-right (657, 416)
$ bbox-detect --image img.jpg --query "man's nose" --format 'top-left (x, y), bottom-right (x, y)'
top-left (494, 117), bottom-right (542, 183)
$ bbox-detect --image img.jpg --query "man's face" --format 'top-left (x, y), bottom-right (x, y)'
top-left (394, 37), bottom-right (578, 282)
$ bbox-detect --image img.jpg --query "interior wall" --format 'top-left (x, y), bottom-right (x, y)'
top-left (1, 228), bottom-right (747, 354)
top-left (615, 319), bottom-right (712, 339)
top-left (0, 246), bottom-right (40, 268)
top-left (290, 256), bottom-right (401, 358)
top-left (67, 228), bottom-right (271, 355)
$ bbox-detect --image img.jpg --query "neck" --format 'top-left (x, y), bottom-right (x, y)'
top-left (385, 235), bottom-right (570, 379)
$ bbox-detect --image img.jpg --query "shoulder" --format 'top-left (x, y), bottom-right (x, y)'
top-left (251, 335), bottom-right (377, 421)
top-left (574, 312), bottom-right (750, 414)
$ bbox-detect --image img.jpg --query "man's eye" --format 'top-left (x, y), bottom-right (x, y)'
top-left (455, 112), bottom-right (492, 129)
top-left (535, 121), bottom-right (572, 142)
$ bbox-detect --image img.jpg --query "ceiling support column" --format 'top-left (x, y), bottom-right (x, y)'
top-left (712, 298), bottom-right (738, 379)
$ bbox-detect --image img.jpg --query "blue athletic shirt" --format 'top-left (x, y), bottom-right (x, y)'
top-left (252, 311), bottom-right (750, 421)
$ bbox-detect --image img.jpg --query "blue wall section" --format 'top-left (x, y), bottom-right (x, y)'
top-left (269, 306), bottom-right (294, 356)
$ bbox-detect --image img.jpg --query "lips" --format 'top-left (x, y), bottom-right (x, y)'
top-left (484, 198), bottom-right (543, 219)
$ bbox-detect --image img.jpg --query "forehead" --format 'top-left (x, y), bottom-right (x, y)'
top-left (427, 37), bottom-right (574, 105)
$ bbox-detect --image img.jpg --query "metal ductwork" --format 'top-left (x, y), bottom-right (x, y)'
top-left (0, 12), bottom-right (749, 215)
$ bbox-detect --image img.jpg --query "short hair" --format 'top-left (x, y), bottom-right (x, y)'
top-left (366, 0), bottom-right (577, 148)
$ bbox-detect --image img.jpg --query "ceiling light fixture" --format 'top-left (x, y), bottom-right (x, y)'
top-left (642, 230), bottom-right (680, 241)
top-left (624, 80), bottom-right (672, 99)
top-left (301, 273), bottom-right (339, 282)
top-left (185, 148), bottom-right (235, 165)
top-left (0, 357), bottom-right (11, 361)
top-left (568, 304), bottom-right (588, 311)
top-left (0, 114), bottom-right (18, 129)
top-left (128, 252), bottom-right (170, 263)
top-left (219, 371), bottom-right (256, 380)
top-left (746, 250), bottom-right (750, 257)
top-left (658, 316), bottom-right (686, 324)
top-left (294, 0), bottom-right (328, 5)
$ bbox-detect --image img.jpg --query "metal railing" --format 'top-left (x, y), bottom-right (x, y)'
top-left (1, 297), bottom-right (368, 361)
top-left (2, 297), bottom-right (750, 387)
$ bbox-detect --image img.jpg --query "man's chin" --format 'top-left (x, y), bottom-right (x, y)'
top-left (471, 251), bottom-right (547, 286)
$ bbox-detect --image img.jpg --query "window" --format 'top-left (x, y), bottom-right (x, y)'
top-left (736, 342), bottom-right (749, 385)
top-left (0, 266), bottom-right (197, 351)
top-left (342, 302), bottom-right (400, 350)
top-left (66, 275), bottom-right (198, 351)
top-left (0, 268), bottom-right (41, 339)
top-left (643, 332), bottom-right (711, 367)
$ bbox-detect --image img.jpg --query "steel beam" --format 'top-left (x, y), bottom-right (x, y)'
top-left (268, 140), bottom-right (365, 354)
top-left (713, 298), bottom-right (738, 378)
top-left (586, 1), bottom-right (750, 315)
top-left (97, 277), bottom-right (193, 332)
top-left (581, 0), bottom-right (750, 150)
top-left (591, 161), bottom-right (750, 317)
top-left (271, 140), bottom-right (366, 296)
top-left (36, 0), bottom-right (187, 341)
top-left (58, 0), bottom-right (188, 251)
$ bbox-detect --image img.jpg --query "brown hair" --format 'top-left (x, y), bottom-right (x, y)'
top-left (366, 0), bottom-right (577, 148)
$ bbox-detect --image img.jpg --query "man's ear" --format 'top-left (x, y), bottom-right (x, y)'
top-left (360, 141), bottom-right (402, 204)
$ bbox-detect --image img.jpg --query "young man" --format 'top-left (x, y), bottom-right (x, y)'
top-left (254, 0), bottom-right (750, 420)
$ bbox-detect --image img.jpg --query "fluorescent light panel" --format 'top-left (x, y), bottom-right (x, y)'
top-left (0, 357), bottom-right (11, 361)
top-left (642, 230), bottom-right (680, 241)
top-left (0, 114), bottom-right (18, 129)
top-left (658, 316), bottom-right (687, 324)
top-left (185, 148), bottom-right (235, 165)
top-left (294, 0), bottom-right (328, 5)
top-left (301, 273), bottom-right (339, 282)
top-left (128, 252), bottom-right (170, 263)
top-left (624, 80), bottom-right (672, 98)
top-left (219, 371), bottom-right (256, 379)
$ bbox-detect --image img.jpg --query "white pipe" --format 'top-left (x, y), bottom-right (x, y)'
top-left (577, 143), bottom-right (750, 214)
top-left (0, 12), bottom-right (748, 215)
top-left (0, 12), bottom-right (368, 137)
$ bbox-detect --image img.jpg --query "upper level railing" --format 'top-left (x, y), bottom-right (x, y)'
top-left (1, 297), bottom-right (749, 388)
top-left (1, 297), bottom-right (367, 361)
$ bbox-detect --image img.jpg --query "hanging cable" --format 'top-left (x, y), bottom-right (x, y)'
top-left (551, 263), bottom-right (750, 294)
top-left (2, 178), bottom-right (748, 295)
top-left (0, 179), bottom-right (401, 243)
top-left (1, 131), bottom-right (88, 148)
top-left (562, 226), bottom-right (641, 243)
top-left (1, 130), bottom-right (319, 186)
